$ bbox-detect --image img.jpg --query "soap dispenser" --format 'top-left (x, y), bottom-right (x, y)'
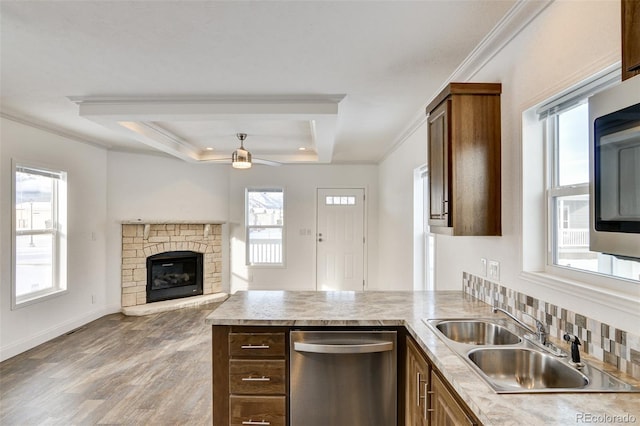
top-left (563, 333), bottom-right (584, 369)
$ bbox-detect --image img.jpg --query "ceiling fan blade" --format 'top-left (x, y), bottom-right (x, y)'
top-left (200, 157), bottom-right (232, 164)
top-left (253, 158), bottom-right (282, 167)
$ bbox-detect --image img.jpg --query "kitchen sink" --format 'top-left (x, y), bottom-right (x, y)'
top-left (433, 320), bottom-right (521, 345)
top-left (467, 347), bottom-right (588, 391)
top-left (424, 317), bottom-right (640, 393)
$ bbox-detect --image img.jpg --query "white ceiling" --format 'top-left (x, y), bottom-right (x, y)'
top-left (0, 0), bottom-right (516, 165)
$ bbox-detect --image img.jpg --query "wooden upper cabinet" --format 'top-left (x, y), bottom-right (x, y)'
top-left (622, 0), bottom-right (640, 81)
top-left (426, 82), bottom-right (502, 236)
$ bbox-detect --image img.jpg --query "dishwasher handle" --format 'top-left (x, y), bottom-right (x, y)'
top-left (293, 340), bottom-right (393, 354)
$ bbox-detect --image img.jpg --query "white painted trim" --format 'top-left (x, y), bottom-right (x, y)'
top-left (0, 306), bottom-right (121, 362)
top-left (379, 0), bottom-right (553, 163)
top-left (0, 112), bottom-right (110, 150)
top-left (520, 271), bottom-right (640, 318)
top-left (447, 0), bottom-right (553, 83)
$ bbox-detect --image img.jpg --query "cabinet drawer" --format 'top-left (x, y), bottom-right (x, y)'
top-left (229, 333), bottom-right (285, 357)
top-left (229, 360), bottom-right (286, 394)
top-left (230, 395), bottom-right (286, 426)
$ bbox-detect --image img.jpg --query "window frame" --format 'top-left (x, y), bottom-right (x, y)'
top-left (11, 161), bottom-right (68, 309)
top-left (544, 108), bottom-right (592, 269)
top-left (536, 68), bottom-right (639, 283)
top-left (245, 187), bottom-right (285, 267)
top-left (521, 65), bottom-right (638, 319)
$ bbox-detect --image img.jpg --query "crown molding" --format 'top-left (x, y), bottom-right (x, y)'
top-left (380, 0), bottom-right (554, 163)
top-left (0, 111), bottom-right (111, 150)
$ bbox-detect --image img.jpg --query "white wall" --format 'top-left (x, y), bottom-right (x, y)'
top-left (0, 117), bottom-right (109, 361)
top-left (379, 1), bottom-right (639, 331)
top-left (105, 155), bottom-right (378, 298)
top-left (377, 122), bottom-right (427, 291)
top-left (105, 151), bottom-right (231, 306)
top-left (228, 164), bottom-right (378, 292)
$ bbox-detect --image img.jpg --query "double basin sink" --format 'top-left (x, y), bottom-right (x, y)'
top-left (424, 317), bottom-right (640, 393)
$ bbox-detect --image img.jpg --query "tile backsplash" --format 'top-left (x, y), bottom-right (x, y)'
top-left (463, 272), bottom-right (640, 380)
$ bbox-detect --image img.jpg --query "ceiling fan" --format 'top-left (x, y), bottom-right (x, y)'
top-left (225, 133), bottom-right (281, 169)
top-left (203, 133), bottom-right (281, 168)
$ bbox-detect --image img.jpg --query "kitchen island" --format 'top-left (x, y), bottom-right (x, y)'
top-left (206, 291), bottom-right (640, 425)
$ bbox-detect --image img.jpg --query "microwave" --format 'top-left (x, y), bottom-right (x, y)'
top-left (589, 75), bottom-right (640, 259)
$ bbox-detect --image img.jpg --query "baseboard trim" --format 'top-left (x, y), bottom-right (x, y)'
top-left (0, 305), bottom-right (121, 362)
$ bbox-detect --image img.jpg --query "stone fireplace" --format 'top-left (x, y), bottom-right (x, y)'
top-left (121, 223), bottom-right (223, 307)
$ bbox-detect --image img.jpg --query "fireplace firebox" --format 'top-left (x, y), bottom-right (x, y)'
top-left (146, 251), bottom-right (203, 303)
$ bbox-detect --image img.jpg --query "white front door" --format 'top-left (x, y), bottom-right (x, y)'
top-left (316, 188), bottom-right (365, 291)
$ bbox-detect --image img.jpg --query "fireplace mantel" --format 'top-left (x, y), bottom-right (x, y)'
top-left (121, 220), bottom-right (227, 224)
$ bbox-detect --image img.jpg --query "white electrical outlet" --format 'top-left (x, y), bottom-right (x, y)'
top-left (488, 260), bottom-right (500, 281)
top-left (480, 258), bottom-right (487, 277)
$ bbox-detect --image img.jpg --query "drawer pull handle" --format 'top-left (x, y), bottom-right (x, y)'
top-left (241, 376), bottom-right (271, 382)
top-left (241, 344), bottom-right (270, 349)
top-left (242, 420), bottom-right (270, 425)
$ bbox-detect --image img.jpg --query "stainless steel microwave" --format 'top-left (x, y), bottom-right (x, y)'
top-left (589, 75), bottom-right (640, 259)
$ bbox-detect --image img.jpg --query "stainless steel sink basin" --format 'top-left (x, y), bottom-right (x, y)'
top-left (424, 317), bottom-right (640, 393)
top-left (467, 347), bottom-right (588, 391)
top-left (434, 320), bottom-right (521, 345)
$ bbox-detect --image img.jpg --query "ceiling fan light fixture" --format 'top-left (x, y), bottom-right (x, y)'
top-left (232, 147), bottom-right (252, 169)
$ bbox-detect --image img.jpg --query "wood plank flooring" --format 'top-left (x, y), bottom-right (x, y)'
top-left (0, 302), bottom-right (224, 425)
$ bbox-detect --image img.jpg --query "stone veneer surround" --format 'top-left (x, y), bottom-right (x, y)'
top-left (463, 272), bottom-right (640, 380)
top-left (121, 223), bottom-right (222, 307)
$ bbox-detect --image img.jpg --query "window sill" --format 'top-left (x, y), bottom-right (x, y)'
top-left (13, 288), bottom-right (68, 310)
top-left (519, 270), bottom-right (639, 317)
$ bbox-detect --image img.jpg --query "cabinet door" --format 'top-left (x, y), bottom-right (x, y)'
top-left (428, 100), bottom-right (451, 227)
top-left (622, 0), bottom-right (640, 80)
top-left (430, 372), bottom-right (476, 426)
top-left (405, 337), bottom-right (429, 426)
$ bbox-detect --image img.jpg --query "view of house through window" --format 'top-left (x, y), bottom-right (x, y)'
top-left (546, 100), bottom-right (639, 281)
top-left (14, 164), bottom-right (67, 305)
top-left (246, 188), bottom-right (284, 265)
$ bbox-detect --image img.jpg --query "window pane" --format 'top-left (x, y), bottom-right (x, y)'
top-left (16, 171), bottom-right (54, 231)
top-left (554, 194), bottom-right (640, 281)
top-left (248, 190), bottom-right (284, 226)
top-left (248, 227), bottom-right (283, 264)
top-left (557, 103), bottom-right (589, 186)
top-left (15, 233), bottom-right (54, 296)
top-left (554, 194), bottom-right (590, 260)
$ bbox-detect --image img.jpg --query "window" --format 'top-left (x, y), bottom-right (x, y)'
top-left (413, 165), bottom-right (435, 291)
top-left (246, 188), bottom-right (284, 265)
top-left (13, 163), bottom-right (67, 307)
top-left (541, 83), bottom-right (639, 282)
top-left (325, 196), bottom-right (355, 205)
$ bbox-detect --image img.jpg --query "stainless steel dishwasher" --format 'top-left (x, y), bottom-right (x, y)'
top-left (290, 330), bottom-right (397, 426)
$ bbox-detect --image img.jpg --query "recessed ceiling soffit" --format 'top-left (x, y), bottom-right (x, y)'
top-left (68, 95), bottom-right (345, 164)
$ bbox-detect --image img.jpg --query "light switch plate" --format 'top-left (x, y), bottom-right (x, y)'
top-left (488, 260), bottom-right (500, 281)
top-left (480, 258), bottom-right (487, 277)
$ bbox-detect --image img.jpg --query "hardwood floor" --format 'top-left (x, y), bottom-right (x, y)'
top-left (0, 302), bottom-right (224, 425)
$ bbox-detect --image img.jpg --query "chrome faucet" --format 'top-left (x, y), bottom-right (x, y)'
top-left (492, 306), bottom-right (547, 345)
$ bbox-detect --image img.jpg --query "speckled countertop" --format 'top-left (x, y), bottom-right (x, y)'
top-left (205, 290), bottom-right (640, 425)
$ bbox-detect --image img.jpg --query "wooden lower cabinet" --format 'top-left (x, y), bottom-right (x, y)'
top-left (213, 326), bottom-right (289, 426)
top-left (229, 396), bottom-right (286, 426)
top-left (405, 335), bottom-right (479, 426)
top-left (430, 372), bottom-right (477, 426)
top-left (215, 327), bottom-right (480, 426)
top-left (406, 336), bottom-right (430, 426)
